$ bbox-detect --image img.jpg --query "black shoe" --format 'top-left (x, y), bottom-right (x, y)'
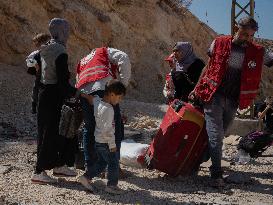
top-left (31, 102), bottom-right (37, 114)
top-left (210, 178), bottom-right (225, 188)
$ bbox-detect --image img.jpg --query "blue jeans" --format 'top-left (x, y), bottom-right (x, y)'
top-left (203, 92), bottom-right (237, 178)
top-left (81, 90), bottom-right (104, 168)
top-left (84, 143), bottom-right (119, 186)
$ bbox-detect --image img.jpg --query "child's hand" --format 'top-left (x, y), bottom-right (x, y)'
top-left (121, 114), bottom-right (127, 124)
top-left (35, 64), bottom-right (40, 72)
top-left (110, 147), bottom-right (117, 152)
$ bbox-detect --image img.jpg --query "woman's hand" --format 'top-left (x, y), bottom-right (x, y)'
top-left (80, 93), bottom-right (93, 105)
top-left (188, 90), bottom-right (197, 102)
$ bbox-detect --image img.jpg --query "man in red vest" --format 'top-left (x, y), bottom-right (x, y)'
top-left (75, 47), bottom-right (131, 177)
top-left (190, 17), bottom-right (273, 187)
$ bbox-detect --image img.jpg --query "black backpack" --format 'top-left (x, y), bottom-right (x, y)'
top-left (238, 131), bottom-right (273, 158)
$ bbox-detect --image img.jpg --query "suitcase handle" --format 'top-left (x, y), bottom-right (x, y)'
top-left (175, 135), bottom-right (188, 157)
top-left (171, 100), bottom-right (185, 112)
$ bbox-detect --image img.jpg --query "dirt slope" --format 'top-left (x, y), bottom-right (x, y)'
top-left (0, 0), bottom-right (217, 103)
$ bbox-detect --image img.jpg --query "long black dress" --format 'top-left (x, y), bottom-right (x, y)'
top-left (36, 53), bottom-right (77, 173)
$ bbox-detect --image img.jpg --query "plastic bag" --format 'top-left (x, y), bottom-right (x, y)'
top-left (237, 149), bottom-right (250, 164)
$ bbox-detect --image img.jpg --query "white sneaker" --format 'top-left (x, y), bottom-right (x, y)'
top-left (105, 186), bottom-right (124, 195)
top-left (78, 175), bottom-right (94, 192)
top-left (31, 171), bottom-right (58, 184)
top-left (53, 165), bottom-right (77, 177)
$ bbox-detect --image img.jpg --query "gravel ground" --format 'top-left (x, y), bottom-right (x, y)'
top-left (0, 64), bottom-right (273, 205)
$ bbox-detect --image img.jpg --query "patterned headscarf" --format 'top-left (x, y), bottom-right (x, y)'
top-left (173, 42), bottom-right (197, 72)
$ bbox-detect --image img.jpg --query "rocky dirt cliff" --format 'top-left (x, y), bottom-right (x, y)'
top-left (0, 0), bottom-right (217, 103)
top-left (0, 0), bottom-right (272, 102)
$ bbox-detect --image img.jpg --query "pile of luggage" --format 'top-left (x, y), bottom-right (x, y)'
top-left (60, 97), bottom-right (273, 176)
top-left (119, 100), bottom-right (208, 177)
top-left (59, 99), bottom-right (209, 175)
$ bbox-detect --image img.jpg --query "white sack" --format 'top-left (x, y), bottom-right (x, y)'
top-left (120, 139), bottom-right (149, 168)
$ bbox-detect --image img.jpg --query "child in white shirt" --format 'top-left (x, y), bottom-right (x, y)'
top-left (78, 79), bottom-right (126, 194)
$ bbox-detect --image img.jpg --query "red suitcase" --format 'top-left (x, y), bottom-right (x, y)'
top-left (145, 100), bottom-right (208, 177)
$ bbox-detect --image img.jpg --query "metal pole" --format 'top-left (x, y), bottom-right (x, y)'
top-left (232, 0), bottom-right (257, 118)
top-left (250, 0), bottom-right (255, 17)
top-left (231, 0), bottom-right (236, 35)
top-left (231, 0), bottom-right (255, 35)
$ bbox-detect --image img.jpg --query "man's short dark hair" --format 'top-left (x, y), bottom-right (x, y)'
top-left (238, 16), bottom-right (258, 31)
top-left (33, 33), bottom-right (51, 46)
top-left (104, 79), bottom-right (126, 96)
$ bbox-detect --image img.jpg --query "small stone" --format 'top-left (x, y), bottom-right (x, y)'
top-left (0, 165), bottom-right (12, 174)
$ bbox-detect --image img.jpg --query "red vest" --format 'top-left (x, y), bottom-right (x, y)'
top-left (195, 35), bottom-right (264, 109)
top-left (75, 47), bottom-right (118, 88)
